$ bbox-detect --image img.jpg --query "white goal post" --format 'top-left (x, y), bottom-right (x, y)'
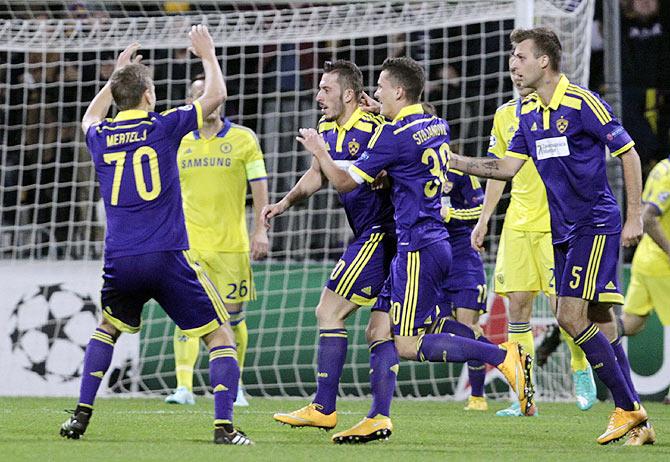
top-left (0, 0), bottom-right (595, 400)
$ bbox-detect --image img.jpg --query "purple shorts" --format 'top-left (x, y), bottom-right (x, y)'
top-left (442, 235), bottom-right (487, 313)
top-left (553, 233), bottom-right (624, 304)
top-left (326, 227), bottom-right (396, 306)
top-left (373, 239), bottom-right (452, 336)
top-left (101, 250), bottom-right (228, 336)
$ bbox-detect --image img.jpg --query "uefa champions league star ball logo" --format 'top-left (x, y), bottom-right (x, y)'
top-left (8, 284), bottom-right (99, 383)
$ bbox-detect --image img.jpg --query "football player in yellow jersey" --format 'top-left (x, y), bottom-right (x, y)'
top-left (622, 158), bottom-right (670, 417)
top-left (471, 72), bottom-right (596, 415)
top-left (165, 75), bottom-right (269, 407)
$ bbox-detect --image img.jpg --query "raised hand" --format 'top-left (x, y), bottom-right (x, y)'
top-left (296, 128), bottom-right (328, 158)
top-left (115, 42), bottom-right (142, 70)
top-left (188, 24), bottom-right (215, 59)
top-left (359, 92), bottom-right (381, 113)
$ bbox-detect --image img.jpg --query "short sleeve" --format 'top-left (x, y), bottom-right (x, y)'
top-left (243, 130), bottom-right (267, 181)
top-left (350, 124), bottom-right (396, 184)
top-left (643, 167), bottom-right (670, 215)
top-left (488, 109), bottom-right (511, 159)
top-left (85, 123), bottom-right (100, 150)
top-left (157, 101), bottom-right (204, 143)
top-left (505, 124), bottom-right (530, 160)
top-left (579, 91), bottom-right (635, 157)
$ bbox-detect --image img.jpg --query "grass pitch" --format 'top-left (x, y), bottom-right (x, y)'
top-left (1, 397), bottom-right (669, 461)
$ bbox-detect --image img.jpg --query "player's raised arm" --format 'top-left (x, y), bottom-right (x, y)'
top-left (81, 42), bottom-right (142, 133)
top-left (189, 25), bottom-right (227, 119)
top-left (261, 158), bottom-right (325, 229)
top-left (449, 152), bottom-right (524, 181)
top-left (619, 147), bottom-right (644, 247)
top-left (297, 128), bottom-right (359, 193)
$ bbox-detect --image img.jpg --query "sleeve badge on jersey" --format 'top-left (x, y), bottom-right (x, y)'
top-left (488, 135), bottom-right (497, 149)
top-left (556, 116), bottom-right (569, 134)
top-left (606, 126), bottom-right (625, 141)
top-left (348, 139), bottom-right (360, 156)
top-left (178, 104), bottom-right (193, 111)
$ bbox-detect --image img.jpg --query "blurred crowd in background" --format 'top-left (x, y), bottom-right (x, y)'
top-left (0, 0), bottom-right (668, 259)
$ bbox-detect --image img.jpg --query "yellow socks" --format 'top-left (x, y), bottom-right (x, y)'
top-left (173, 327), bottom-right (200, 390)
top-left (230, 312), bottom-right (248, 373)
top-left (560, 327), bottom-right (589, 372)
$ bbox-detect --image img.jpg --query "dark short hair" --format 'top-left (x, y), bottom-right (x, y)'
top-left (381, 56), bottom-right (425, 103)
top-left (110, 63), bottom-right (152, 110)
top-left (510, 27), bottom-right (562, 72)
top-left (323, 60), bottom-right (364, 99)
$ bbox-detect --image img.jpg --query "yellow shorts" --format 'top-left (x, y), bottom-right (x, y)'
top-left (494, 227), bottom-right (555, 296)
top-left (624, 271), bottom-right (670, 326)
top-left (187, 249), bottom-right (256, 304)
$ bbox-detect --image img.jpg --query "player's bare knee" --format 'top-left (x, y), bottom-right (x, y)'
top-left (99, 320), bottom-right (121, 341)
top-left (315, 301), bottom-right (346, 326)
top-left (203, 323), bottom-right (235, 349)
top-left (366, 311), bottom-right (391, 343)
top-left (507, 292), bottom-right (534, 322)
top-left (555, 310), bottom-right (580, 337)
top-left (394, 336), bottom-right (418, 360)
top-left (623, 313), bottom-right (646, 336)
top-left (315, 289), bottom-right (357, 328)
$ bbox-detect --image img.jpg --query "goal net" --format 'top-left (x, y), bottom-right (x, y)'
top-left (0, 0), bottom-right (594, 401)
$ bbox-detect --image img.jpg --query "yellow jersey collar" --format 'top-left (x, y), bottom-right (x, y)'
top-left (113, 109), bottom-right (149, 122)
top-left (537, 74), bottom-right (570, 111)
top-left (392, 103), bottom-right (424, 124)
top-left (339, 107), bottom-right (365, 131)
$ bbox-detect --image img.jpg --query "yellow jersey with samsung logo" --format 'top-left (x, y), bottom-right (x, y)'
top-left (487, 99), bottom-right (551, 232)
top-left (632, 158), bottom-right (670, 276)
top-left (178, 119), bottom-right (267, 252)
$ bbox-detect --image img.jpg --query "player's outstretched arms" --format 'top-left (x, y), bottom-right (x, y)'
top-left (619, 147), bottom-right (643, 247)
top-left (189, 25), bottom-right (227, 119)
top-left (450, 152), bottom-right (523, 181)
top-left (471, 179), bottom-right (505, 252)
top-left (297, 128), bottom-right (358, 193)
top-left (261, 159), bottom-right (325, 229)
top-left (81, 42), bottom-right (142, 133)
